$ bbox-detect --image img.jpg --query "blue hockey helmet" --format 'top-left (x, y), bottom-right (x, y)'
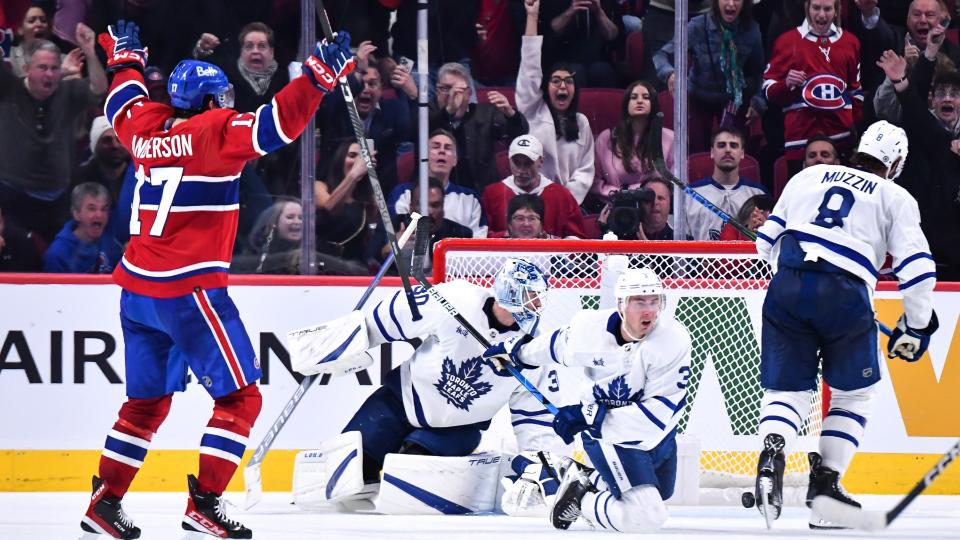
top-left (167, 60), bottom-right (235, 110)
top-left (493, 258), bottom-right (549, 335)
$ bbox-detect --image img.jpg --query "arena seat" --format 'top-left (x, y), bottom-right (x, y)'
top-left (578, 88), bottom-right (624, 137)
top-left (396, 150), bottom-right (415, 185)
top-left (773, 155), bottom-right (789, 198)
top-left (625, 31), bottom-right (645, 81)
top-left (658, 90), bottom-right (674, 130)
top-left (476, 86), bottom-right (516, 108)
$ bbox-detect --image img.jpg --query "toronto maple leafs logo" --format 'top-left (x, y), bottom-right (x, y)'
top-left (434, 357), bottom-right (493, 411)
top-left (592, 375), bottom-right (643, 408)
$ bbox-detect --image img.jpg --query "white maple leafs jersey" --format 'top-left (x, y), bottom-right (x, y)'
top-left (519, 308), bottom-right (692, 451)
top-left (756, 163), bottom-right (936, 326)
top-left (363, 280), bottom-right (570, 441)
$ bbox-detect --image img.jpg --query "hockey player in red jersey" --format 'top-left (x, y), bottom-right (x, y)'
top-left (762, 0), bottom-right (863, 169)
top-left (80, 20), bottom-right (355, 539)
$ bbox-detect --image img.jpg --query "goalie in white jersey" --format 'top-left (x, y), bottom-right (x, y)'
top-left (484, 267), bottom-right (692, 533)
top-left (289, 258), bottom-right (572, 510)
top-left (752, 121), bottom-right (938, 527)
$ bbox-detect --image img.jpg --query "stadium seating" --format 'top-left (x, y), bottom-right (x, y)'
top-left (476, 86), bottom-right (517, 108)
top-left (773, 155), bottom-right (789, 198)
top-left (578, 88), bottom-right (624, 137)
top-left (625, 31), bottom-right (645, 81)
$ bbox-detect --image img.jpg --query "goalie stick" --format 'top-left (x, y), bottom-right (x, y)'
top-left (408, 223), bottom-right (559, 415)
top-left (314, 0), bottom-right (421, 322)
top-left (649, 114), bottom-right (897, 338)
top-left (242, 214), bottom-right (422, 509)
top-left (811, 437), bottom-right (960, 531)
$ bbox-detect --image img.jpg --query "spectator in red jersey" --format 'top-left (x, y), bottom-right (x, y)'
top-left (538, 0), bottom-right (623, 87)
top-left (315, 141), bottom-right (376, 265)
top-left (591, 80), bottom-right (674, 208)
top-left (42, 182), bottom-right (123, 274)
top-left (472, 0), bottom-right (521, 86)
top-left (719, 193), bottom-right (774, 240)
top-left (802, 135), bottom-right (840, 167)
top-left (518, 0), bottom-right (595, 205)
top-left (0, 36), bottom-right (106, 244)
top-left (654, 0), bottom-right (767, 153)
top-left (763, 0), bottom-right (863, 175)
top-left (0, 204), bottom-right (41, 272)
top-left (430, 61), bottom-right (529, 192)
top-left (482, 134), bottom-right (587, 238)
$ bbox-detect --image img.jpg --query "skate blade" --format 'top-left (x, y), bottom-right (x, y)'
top-left (758, 477), bottom-right (774, 530)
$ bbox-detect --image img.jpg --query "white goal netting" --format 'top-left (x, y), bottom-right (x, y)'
top-left (434, 239), bottom-right (823, 498)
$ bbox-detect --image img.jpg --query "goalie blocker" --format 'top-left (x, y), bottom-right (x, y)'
top-left (287, 310), bottom-right (374, 377)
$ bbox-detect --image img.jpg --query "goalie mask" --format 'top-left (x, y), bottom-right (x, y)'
top-left (493, 258), bottom-right (548, 335)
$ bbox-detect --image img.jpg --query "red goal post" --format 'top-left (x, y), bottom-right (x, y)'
top-left (433, 238), bottom-right (824, 503)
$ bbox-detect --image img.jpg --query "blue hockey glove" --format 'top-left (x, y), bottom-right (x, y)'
top-left (97, 20), bottom-right (147, 72)
top-left (483, 334), bottom-right (534, 374)
top-left (887, 311), bottom-right (939, 362)
top-left (302, 31), bottom-right (356, 93)
top-left (552, 403), bottom-right (606, 445)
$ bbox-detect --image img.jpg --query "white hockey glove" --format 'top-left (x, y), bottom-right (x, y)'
top-left (501, 451), bottom-right (571, 517)
top-left (287, 310), bottom-right (371, 376)
top-left (887, 311), bottom-right (939, 362)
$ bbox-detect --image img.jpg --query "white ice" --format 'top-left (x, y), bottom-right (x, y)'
top-left (3, 493), bottom-right (960, 540)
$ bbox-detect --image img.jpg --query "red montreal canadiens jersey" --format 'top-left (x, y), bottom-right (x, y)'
top-left (763, 21), bottom-right (863, 160)
top-left (104, 68), bottom-right (323, 297)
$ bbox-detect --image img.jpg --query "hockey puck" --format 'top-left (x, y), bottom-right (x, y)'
top-left (741, 491), bottom-right (756, 508)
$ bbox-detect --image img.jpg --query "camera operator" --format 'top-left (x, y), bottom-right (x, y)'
top-left (596, 181), bottom-right (665, 240)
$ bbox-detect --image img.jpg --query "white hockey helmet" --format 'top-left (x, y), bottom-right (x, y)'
top-left (857, 120), bottom-right (908, 180)
top-left (493, 258), bottom-right (549, 335)
top-left (614, 267), bottom-right (664, 300)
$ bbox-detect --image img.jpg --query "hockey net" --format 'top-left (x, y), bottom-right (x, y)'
top-left (433, 239), bottom-right (823, 504)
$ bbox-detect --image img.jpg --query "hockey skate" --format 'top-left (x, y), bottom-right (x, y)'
top-left (80, 476), bottom-right (141, 539)
top-left (182, 475), bottom-right (252, 539)
top-left (806, 452), bottom-right (861, 529)
top-left (549, 464), bottom-right (597, 530)
top-left (755, 433), bottom-right (786, 529)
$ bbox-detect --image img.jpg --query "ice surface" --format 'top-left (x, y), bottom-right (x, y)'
top-left (3, 492), bottom-right (959, 540)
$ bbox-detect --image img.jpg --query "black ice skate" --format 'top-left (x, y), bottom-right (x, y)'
top-left (549, 466), bottom-right (597, 530)
top-left (806, 452), bottom-right (861, 529)
top-left (80, 475), bottom-right (141, 539)
top-left (182, 474), bottom-right (252, 539)
top-left (755, 433), bottom-right (786, 528)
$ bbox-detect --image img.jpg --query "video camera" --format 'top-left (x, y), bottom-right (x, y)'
top-left (607, 187), bottom-right (655, 239)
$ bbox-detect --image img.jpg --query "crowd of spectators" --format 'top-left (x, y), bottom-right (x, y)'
top-left (0, 0), bottom-right (958, 282)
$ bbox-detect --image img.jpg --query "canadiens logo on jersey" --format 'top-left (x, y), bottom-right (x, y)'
top-left (434, 357), bottom-right (492, 411)
top-left (802, 74), bottom-right (848, 110)
top-left (593, 375), bottom-right (642, 408)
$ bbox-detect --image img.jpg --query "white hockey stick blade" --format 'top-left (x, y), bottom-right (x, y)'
top-left (811, 496), bottom-right (888, 531)
top-left (243, 461), bottom-right (263, 510)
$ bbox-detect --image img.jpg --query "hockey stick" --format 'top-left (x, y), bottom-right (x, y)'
top-left (314, 0), bottom-right (421, 322)
top-left (407, 224), bottom-right (560, 415)
top-left (242, 214), bottom-right (422, 509)
top-left (812, 437), bottom-right (960, 531)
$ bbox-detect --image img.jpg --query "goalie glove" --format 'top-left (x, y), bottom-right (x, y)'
top-left (302, 31), bottom-right (356, 93)
top-left (97, 19), bottom-right (148, 72)
top-left (887, 311), bottom-right (939, 362)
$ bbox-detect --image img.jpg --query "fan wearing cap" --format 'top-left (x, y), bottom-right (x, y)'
top-left (71, 115), bottom-right (130, 204)
top-left (481, 134), bottom-right (588, 238)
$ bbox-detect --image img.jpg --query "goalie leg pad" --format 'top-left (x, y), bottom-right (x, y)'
top-left (759, 389), bottom-right (814, 451)
top-left (820, 385), bottom-right (875, 474)
top-left (378, 452), bottom-right (502, 514)
top-left (292, 431), bottom-right (369, 510)
top-left (287, 310), bottom-right (370, 376)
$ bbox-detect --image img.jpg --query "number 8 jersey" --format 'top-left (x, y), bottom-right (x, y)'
top-left (103, 68), bottom-right (324, 297)
top-left (756, 163), bottom-right (936, 326)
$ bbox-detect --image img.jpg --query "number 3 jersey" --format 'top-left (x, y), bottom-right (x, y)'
top-left (103, 68), bottom-right (324, 297)
top-left (756, 163), bottom-right (936, 326)
top-left (519, 308), bottom-right (692, 451)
